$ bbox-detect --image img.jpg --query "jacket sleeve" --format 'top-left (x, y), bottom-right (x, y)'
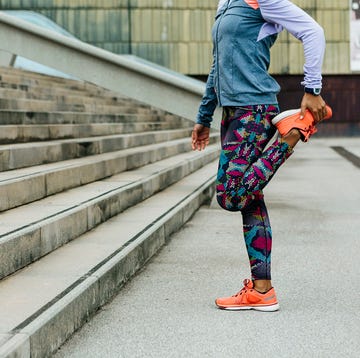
top-left (196, 60), bottom-right (218, 128)
top-left (258, 0), bottom-right (325, 88)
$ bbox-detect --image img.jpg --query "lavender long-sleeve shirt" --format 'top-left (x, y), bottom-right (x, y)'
top-left (257, 0), bottom-right (325, 88)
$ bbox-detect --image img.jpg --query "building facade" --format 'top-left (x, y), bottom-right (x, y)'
top-left (0, 0), bottom-right (354, 75)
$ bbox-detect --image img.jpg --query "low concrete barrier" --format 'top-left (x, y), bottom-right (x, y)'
top-left (0, 12), bottom-right (222, 129)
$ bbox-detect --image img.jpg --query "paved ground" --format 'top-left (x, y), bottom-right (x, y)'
top-left (54, 138), bottom-right (360, 358)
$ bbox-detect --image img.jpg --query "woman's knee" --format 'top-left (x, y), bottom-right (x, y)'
top-left (216, 191), bottom-right (248, 212)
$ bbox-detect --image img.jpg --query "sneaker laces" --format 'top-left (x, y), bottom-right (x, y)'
top-left (309, 125), bottom-right (317, 135)
top-left (302, 125), bottom-right (318, 142)
top-left (232, 279), bottom-right (253, 297)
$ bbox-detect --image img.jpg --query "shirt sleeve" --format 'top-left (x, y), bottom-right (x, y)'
top-left (258, 0), bottom-right (325, 88)
top-left (196, 60), bottom-right (218, 127)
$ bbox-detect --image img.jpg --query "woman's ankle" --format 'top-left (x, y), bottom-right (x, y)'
top-left (281, 128), bottom-right (301, 148)
top-left (254, 279), bottom-right (272, 293)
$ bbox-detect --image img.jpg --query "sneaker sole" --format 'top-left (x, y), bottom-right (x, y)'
top-left (216, 303), bottom-right (280, 312)
top-left (272, 109), bottom-right (300, 125)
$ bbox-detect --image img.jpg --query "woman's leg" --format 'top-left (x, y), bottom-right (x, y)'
top-left (216, 105), bottom-right (293, 212)
top-left (242, 194), bottom-right (272, 287)
top-left (216, 105), bottom-right (293, 291)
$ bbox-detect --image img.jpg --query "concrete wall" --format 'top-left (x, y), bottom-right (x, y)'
top-left (0, 0), bottom-right (352, 75)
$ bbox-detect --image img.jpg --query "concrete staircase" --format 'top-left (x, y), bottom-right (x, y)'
top-left (0, 67), bottom-right (219, 357)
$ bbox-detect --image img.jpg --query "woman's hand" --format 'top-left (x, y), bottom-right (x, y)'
top-left (191, 124), bottom-right (210, 151)
top-left (300, 93), bottom-right (328, 124)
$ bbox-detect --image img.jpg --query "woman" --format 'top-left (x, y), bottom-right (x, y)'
top-left (191, 0), bottom-right (331, 311)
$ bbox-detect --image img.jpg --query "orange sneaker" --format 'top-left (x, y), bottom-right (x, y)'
top-left (272, 105), bottom-right (332, 142)
top-left (215, 279), bottom-right (279, 312)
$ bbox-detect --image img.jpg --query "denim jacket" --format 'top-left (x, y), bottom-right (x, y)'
top-left (196, 0), bottom-right (325, 127)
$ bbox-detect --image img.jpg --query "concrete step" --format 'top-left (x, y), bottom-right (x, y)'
top-left (0, 86), bottom-right (125, 104)
top-left (0, 76), bottom-right (130, 104)
top-left (0, 81), bottom-right (167, 112)
top-left (0, 134), bottom-right (218, 212)
top-left (0, 122), bottom-right (185, 144)
top-left (0, 92), bottom-right (171, 121)
top-left (0, 146), bottom-right (219, 280)
top-left (0, 129), bottom-right (196, 171)
top-left (0, 66), bottom-right (83, 85)
top-left (0, 78), bottom-right (99, 98)
top-left (0, 109), bottom-right (191, 126)
top-left (0, 68), bottom-right (170, 117)
top-left (0, 81), bottom-right (126, 102)
top-left (0, 159), bottom-right (216, 358)
top-left (0, 97), bottom-right (165, 115)
top-left (0, 69), bottom-right (111, 95)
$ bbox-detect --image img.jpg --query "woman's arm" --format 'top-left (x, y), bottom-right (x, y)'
top-left (258, 0), bottom-right (327, 122)
top-left (258, 0), bottom-right (325, 89)
top-left (196, 60), bottom-right (218, 127)
top-left (192, 60), bottom-right (218, 151)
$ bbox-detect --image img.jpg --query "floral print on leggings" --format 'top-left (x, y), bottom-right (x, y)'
top-left (216, 105), bottom-right (293, 280)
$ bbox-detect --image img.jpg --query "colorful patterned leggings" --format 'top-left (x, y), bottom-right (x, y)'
top-left (216, 105), bottom-right (293, 280)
